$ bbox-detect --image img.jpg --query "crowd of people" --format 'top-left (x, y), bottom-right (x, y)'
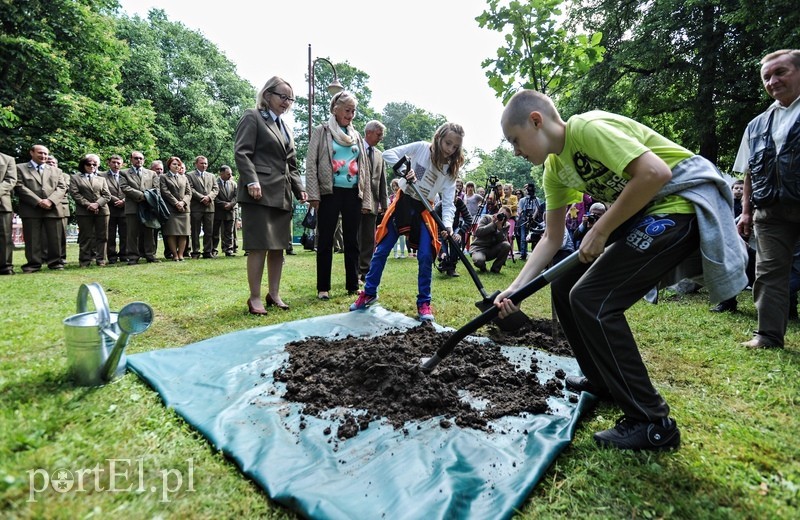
top-left (2, 48), bottom-right (798, 453)
top-left (0, 146), bottom-right (240, 274)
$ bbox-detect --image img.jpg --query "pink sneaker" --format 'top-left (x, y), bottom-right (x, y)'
top-left (417, 302), bottom-right (434, 321)
top-left (349, 291), bottom-right (378, 311)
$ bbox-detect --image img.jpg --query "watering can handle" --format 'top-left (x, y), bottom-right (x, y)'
top-left (77, 283), bottom-right (111, 329)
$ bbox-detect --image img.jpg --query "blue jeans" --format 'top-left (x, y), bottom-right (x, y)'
top-left (364, 215), bottom-right (434, 307)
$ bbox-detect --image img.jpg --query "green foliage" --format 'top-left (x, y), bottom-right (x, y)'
top-left (0, 0), bottom-right (152, 169)
top-left (565, 0), bottom-right (800, 169)
top-left (115, 9), bottom-right (255, 170)
top-left (476, 0), bottom-right (605, 102)
top-left (380, 102), bottom-right (446, 150)
top-left (466, 146), bottom-right (539, 192)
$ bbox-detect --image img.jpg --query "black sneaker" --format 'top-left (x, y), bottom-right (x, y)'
top-left (594, 416), bottom-right (680, 451)
top-left (565, 375), bottom-right (612, 400)
top-left (710, 296), bottom-right (737, 313)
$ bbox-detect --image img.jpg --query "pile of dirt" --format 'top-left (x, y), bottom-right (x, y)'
top-left (482, 317), bottom-right (572, 357)
top-left (272, 320), bottom-right (571, 440)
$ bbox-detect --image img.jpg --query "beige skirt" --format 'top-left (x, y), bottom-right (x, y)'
top-left (163, 211), bottom-right (190, 236)
top-left (241, 203), bottom-right (291, 251)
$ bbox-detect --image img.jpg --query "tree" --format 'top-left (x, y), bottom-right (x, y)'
top-left (466, 146), bottom-right (535, 193)
top-left (566, 0), bottom-right (800, 169)
top-left (380, 102), bottom-right (446, 151)
top-left (115, 9), bottom-right (254, 170)
top-left (0, 0), bottom-right (156, 170)
top-left (476, 0), bottom-right (605, 103)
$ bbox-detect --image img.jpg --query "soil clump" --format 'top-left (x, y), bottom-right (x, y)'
top-left (482, 317), bottom-right (572, 357)
top-left (273, 320), bottom-right (571, 440)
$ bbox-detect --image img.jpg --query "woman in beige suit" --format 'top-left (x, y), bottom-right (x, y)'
top-left (69, 154), bottom-right (111, 267)
top-left (234, 76), bottom-right (307, 315)
top-left (160, 156), bottom-right (192, 261)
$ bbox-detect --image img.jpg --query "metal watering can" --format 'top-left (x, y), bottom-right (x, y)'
top-left (63, 283), bottom-right (154, 386)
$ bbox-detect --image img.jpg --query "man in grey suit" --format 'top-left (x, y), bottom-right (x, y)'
top-left (358, 120), bottom-right (388, 282)
top-left (119, 151), bottom-right (159, 264)
top-left (0, 151), bottom-right (17, 275)
top-left (99, 154), bottom-right (127, 264)
top-left (187, 155), bottom-right (219, 258)
top-left (212, 164), bottom-right (237, 256)
top-left (15, 144), bottom-right (66, 272)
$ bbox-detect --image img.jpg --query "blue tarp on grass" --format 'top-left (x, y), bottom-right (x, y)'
top-left (127, 306), bottom-right (594, 520)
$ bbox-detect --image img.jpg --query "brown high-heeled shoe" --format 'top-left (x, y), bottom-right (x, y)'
top-left (266, 294), bottom-right (289, 310)
top-left (247, 299), bottom-right (268, 315)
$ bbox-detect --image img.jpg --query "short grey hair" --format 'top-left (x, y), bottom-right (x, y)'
top-left (761, 49), bottom-right (800, 68)
top-left (365, 120), bottom-right (386, 133)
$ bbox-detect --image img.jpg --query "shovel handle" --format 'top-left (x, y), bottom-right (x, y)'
top-left (421, 206), bottom-right (646, 372)
top-left (392, 158), bottom-right (492, 300)
top-left (421, 251), bottom-right (580, 372)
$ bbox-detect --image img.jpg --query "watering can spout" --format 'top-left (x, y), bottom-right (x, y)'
top-left (101, 301), bottom-right (154, 382)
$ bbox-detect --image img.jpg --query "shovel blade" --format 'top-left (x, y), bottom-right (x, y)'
top-left (475, 292), bottom-right (530, 332)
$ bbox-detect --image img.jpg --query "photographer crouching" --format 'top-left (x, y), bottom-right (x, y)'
top-left (470, 205), bottom-right (512, 273)
top-left (571, 202), bottom-right (607, 249)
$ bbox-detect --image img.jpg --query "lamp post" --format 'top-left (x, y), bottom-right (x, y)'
top-left (307, 44), bottom-right (344, 139)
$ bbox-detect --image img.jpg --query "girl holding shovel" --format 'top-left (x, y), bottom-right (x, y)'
top-left (350, 122), bottom-right (465, 322)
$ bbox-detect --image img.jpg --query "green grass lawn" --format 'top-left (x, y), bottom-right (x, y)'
top-left (1, 241), bottom-right (798, 519)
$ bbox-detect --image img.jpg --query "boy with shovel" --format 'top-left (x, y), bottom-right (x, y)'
top-left (495, 90), bottom-right (747, 451)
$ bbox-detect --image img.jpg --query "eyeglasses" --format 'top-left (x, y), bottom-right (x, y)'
top-left (87, 162), bottom-right (99, 165)
top-left (269, 91), bottom-right (295, 103)
top-left (132, 156), bottom-right (144, 161)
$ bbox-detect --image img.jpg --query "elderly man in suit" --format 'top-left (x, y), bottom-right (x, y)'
top-left (99, 154), bottom-right (127, 264)
top-left (119, 151), bottom-right (159, 264)
top-left (212, 164), bottom-right (237, 257)
top-left (0, 151), bottom-right (17, 275)
top-left (357, 120), bottom-right (388, 283)
top-left (15, 144), bottom-right (67, 272)
top-left (186, 155), bottom-right (219, 258)
top-left (69, 154), bottom-right (111, 267)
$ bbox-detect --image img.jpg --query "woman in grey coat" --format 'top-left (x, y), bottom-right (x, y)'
top-left (234, 76), bottom-right (307, 314)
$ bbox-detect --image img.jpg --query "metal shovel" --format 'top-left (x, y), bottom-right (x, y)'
top-left (420, 251), bottom-right (580, 372)
top-left (392, 156), bottom-right (530, 331)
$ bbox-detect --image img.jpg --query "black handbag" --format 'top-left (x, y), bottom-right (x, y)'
top-left (301, 231), bottom-right (315, 250)
top-left (301, 207), bottom-right (317, 229)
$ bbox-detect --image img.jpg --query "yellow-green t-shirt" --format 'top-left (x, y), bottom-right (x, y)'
top-left (543, 111), bottom-right (695, 215)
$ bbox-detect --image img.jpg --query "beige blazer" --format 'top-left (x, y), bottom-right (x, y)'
top-left (363, 142), bottom-right (388, 214)
top-left (186, 170), bottom-right (219, 214)
top-left (304, 124), bottom-right (372, 211)
top-left (15, 162), bottom-right (66, 218)
top-left (119, 167), bottom-right (158, 215)
top-left (214, 177), bottom-right (237, 221)
top-left (0, 153), bottom-right (16, 213)
top-left (99, 170), bottom-right (126, 217)
top-left (159, 173), bottom-right (192, 210)
top-left (69, 174), bottom-right (111, 216)
top-left (234, 108), bottom-right (304, 211)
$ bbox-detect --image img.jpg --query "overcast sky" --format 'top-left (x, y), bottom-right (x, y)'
top-left (117, 0), bottom-right (510, 153)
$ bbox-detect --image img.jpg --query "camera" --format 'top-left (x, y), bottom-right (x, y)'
top-left (496, 212), bottom-right (507, 222)
top-left (587, 213), bottom-right (600, 224)
top-left (487, 175), bottom-right (500, 188)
